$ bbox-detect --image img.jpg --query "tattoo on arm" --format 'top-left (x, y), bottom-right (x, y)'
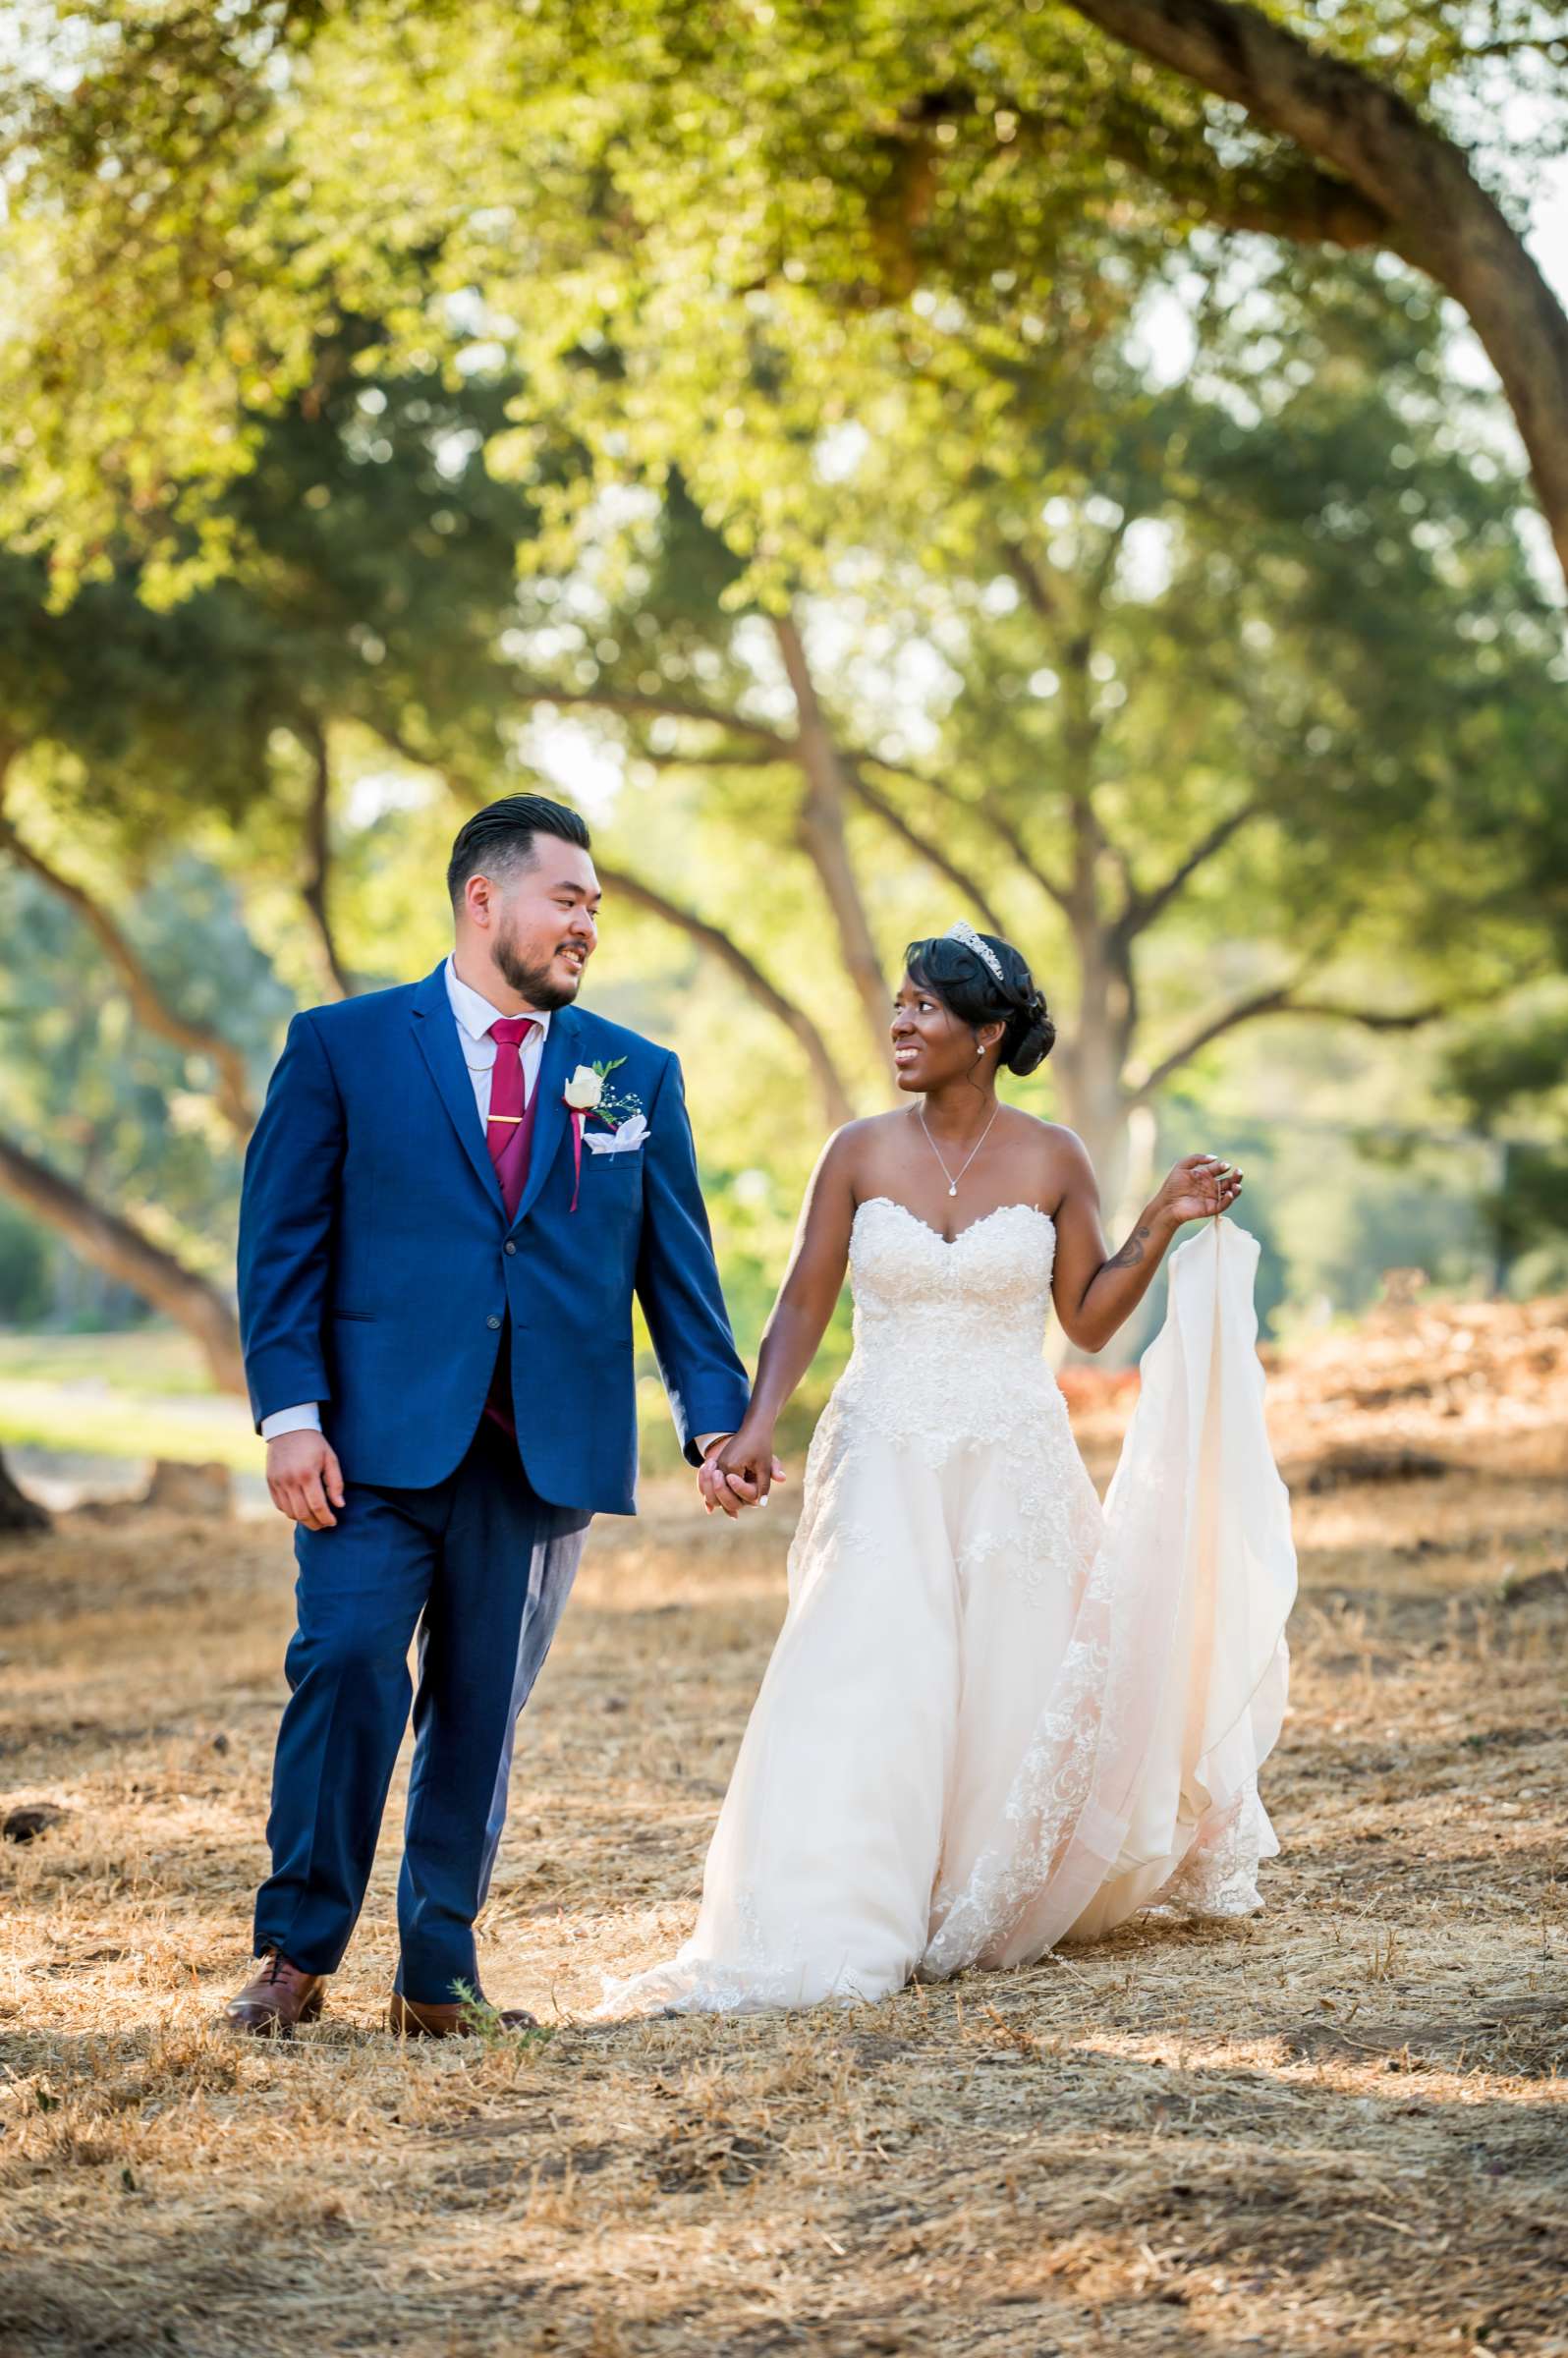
top-left (1105, 1221), bottom-right (1151, 1271)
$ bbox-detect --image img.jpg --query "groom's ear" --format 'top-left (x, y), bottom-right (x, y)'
top-left (460, 870), bottom-right (499, 930)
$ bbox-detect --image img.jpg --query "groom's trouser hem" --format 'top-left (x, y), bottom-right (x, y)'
top-left (394, 1451), bottom-right (589, 2004)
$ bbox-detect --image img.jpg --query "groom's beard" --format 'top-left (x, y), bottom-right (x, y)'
top-left (493, 921), bottom-right (581, 1012)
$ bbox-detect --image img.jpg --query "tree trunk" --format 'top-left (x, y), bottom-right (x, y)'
top-left (0, 1445), bottom-right (49, 1535)
top-left (1065, 0), bottom-right (1568, 592)
top-left (773, 612), bottom-right (899, 1086)
top-left (1053, 1022), bottom-right (1138, 1216)
top-left (298, 712), bottom-right (353, 1000)
top-left (0, 1132), bottom-right (245, 1394)
top-left (1051, 916), bottom-right (1140, 1214)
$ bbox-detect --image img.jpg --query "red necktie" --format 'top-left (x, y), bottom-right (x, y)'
top-left (486, 1016), bottom-right (538, 1219)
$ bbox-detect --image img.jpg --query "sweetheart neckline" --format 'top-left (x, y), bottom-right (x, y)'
top-left (854, 1196), bottom-right (1057, 1249)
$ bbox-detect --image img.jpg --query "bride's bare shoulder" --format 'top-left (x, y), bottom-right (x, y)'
top-left (997, 1109), bottom-right (1082, 1148)
top-left (823, 1112), bottom-right (908, 1149)
top-left (1025, 1115), bottom-right (1090, 1151)
top-left (809, 1111), bottom-right (918, 1203)
top-left (1000, 1111), bottom-right (1096, 1190)
top-left (813, 1113), bottom-right (902, 1177)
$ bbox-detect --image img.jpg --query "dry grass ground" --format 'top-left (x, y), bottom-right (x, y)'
top-left (2, 1292), bottom-right (1565, 2357)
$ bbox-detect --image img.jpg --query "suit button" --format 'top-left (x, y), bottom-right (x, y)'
top-left (486, 1314), bottom-right (501, 1329)
top-left (504, 1241), bottom-right (517, 1256)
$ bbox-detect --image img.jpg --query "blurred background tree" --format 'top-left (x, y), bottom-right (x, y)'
top-left (3, 1), bottom-right (1563, 593)
top-left (0, 0), bottom-right (1562, 1492)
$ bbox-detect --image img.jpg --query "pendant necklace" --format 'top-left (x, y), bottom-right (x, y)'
top-left (918, 1099), bottom-right (1001, 1197)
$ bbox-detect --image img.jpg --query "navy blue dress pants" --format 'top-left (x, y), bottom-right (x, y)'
top-left (253, 1416), bottom-right (591, 2003)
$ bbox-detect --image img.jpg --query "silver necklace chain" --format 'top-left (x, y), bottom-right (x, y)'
top-left (918, 1099), bottom-right (1001, 1198)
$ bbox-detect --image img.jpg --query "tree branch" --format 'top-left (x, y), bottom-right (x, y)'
top-left (840, 763), bottom-right (1009, 935)
top-left (563, 677), bottom-right (1066, 934)
top-left (1062, 0), bottom-right (1568, 592)
top-left (627, 745), bottom-right (789, 770)
top-left (1128, 981), bottom-right (1304, 1101)
top-left (508, 676), bottom-right (798, 756)
top-left (0, 763), bottom-right (256, 1138)
top-left (848, 749), bottom-right (1077, 915)
top-left (1270, 997), bottom-right (1451, 1031)
top-left (0, 1128), bottom-right (245, 1393)
top-left (772, 610), bottom-right (899, 1081)
top-left (997, 533), bottom-right (1114, 910)
top-left (1088, 91), bottom-right (1394, 249)
top-left (990, 796), bottom-right (1079, 917)
top-left (1113, 799), bottom-right (1264, 945)
top-left (873, 78), bottom-right (1392, 283)
top-left (1086, 509), bottom-right (1134, 611)
top-left (1128, 982), bottom-right (1448, 1104)
top-left (1000, 538), bottom-right (1067, 627)
top-left (415, 663), bottom-right (1059, 944)
top-left (591, 860), bottom-right (856, 1129)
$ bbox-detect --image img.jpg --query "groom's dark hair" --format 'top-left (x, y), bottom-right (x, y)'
top-left (447, 794), bottom-right (592, 907)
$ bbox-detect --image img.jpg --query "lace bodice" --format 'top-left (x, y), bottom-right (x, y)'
top-left (837, 1198), bottom-right (1064, 1453)
top-left (851, 1197), bottom-right (1057, 1337)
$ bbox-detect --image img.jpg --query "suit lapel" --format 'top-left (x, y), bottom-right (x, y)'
top-left (409, 962), bottom-right (507, 1217)
top-left (515, 1005), bottom-right (580, 1230)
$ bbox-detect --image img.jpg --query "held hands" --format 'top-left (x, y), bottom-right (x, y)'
top-left (266, 1430), bottom-right (346, 1530)
top-left (698, 1428), bottom-right (788, 1518)
top-left (269, 1425), bottom-right (785, 1528)
top-left (1150, 1151), bottom-right (1244, 1230)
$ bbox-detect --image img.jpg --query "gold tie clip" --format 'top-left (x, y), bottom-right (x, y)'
top-left (486, 1113), bottom-right (525, 1123)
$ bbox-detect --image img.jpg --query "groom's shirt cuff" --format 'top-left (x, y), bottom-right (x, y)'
top-left (694, 1432), bottom-right (728, 1455)
top-left (260, 1403), bottom-right (322, 1441)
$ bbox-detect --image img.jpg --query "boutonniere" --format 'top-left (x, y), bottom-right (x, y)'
top-left (562, 1058), bottom-right (644, 1208)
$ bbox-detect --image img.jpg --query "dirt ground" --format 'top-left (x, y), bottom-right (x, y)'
top-left (2, 1291), bottom-right (1565, 2357)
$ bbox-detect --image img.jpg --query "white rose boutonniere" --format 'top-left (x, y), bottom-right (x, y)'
top-left (562, 1057), bottom-right (644, 1207)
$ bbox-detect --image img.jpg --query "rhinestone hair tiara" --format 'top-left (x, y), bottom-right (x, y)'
top-left (943, 919), bottom-right (1005, 986)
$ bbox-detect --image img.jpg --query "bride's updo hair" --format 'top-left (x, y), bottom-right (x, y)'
top-left (904, 928), bottom-right (1056, 1077)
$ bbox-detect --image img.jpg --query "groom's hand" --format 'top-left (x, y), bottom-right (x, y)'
top-left (266, 1431), bottom-right (347, 1530)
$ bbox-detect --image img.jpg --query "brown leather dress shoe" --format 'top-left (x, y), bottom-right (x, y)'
top-left (388, 1990), bottom-right (538, 2038)
top-left (223, 1950), bottom-right (327, 2037)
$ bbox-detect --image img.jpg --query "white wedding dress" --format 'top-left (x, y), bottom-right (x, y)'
top-left (593, 1202), bottom-right (1296, 2016)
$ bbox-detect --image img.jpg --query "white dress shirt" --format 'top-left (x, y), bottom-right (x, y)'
top-left (260, 957), bottom-right (728, 1457)
top-left (444, 951), bottom-right (552, 1124)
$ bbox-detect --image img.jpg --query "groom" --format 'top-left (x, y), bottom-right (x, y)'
top-left (225, 794), bottom-right (769, 2036)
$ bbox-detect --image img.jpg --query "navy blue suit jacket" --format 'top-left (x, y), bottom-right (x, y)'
top-left (237, 963), bottom-right (753, 1513)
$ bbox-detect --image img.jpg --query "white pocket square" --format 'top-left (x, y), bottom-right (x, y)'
top-left (583, 1113), bottom-right (648, 1156)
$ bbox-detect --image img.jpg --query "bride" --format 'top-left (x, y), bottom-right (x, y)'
top-left (594, 922), bottom-right (1296, 2016)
